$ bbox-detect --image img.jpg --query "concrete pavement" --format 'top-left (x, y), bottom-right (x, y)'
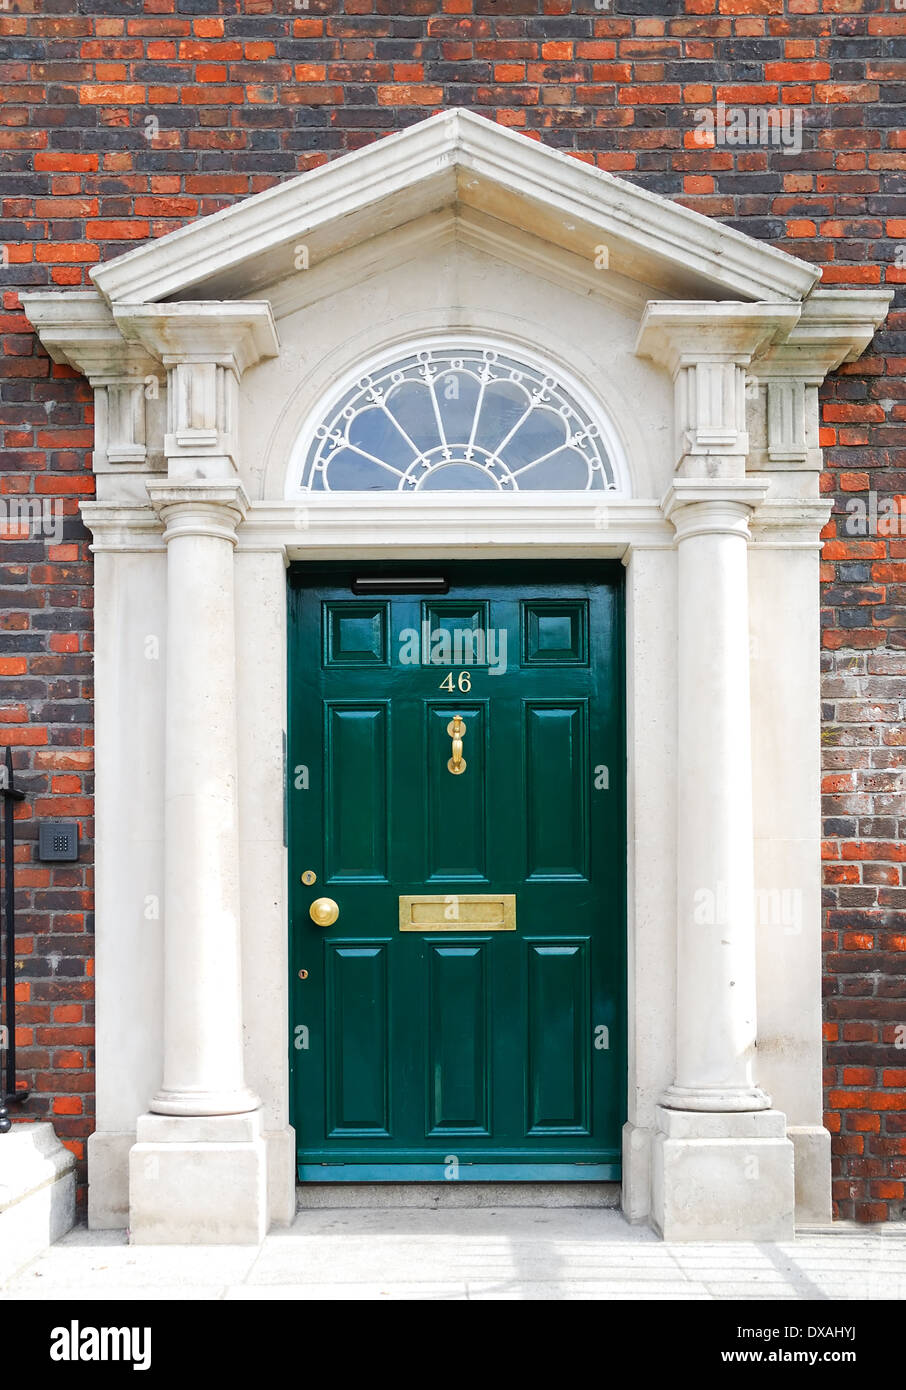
top-left (2, 1208), bottom-right (905, 1300)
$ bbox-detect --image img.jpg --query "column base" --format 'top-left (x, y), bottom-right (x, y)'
top-left (651, 1105), bottom-right (795, 1241)
top-left (129, 1109), bottom-right (267, 1245)
top-left (149, 1085), bottom-right (260, 1117)
top-left (661, 1083), bottom-right (773, 1112)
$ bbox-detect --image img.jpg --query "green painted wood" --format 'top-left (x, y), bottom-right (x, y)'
top-left (297, 1163), bottom-right (620, 1181)
top-left (426, 702), bottom-right (487, 881)
top-left (325, 942), bottom-right (389, 1135)
top-left (428, 943), bottom-right (489, 1134)
top-left (289, 561), bottom-right (625, 1178)
top-left (527, 942), bottom-right (589, 1133)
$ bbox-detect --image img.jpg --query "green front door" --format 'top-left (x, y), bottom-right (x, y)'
top-left (288, 562), bottom-right (625, 1180)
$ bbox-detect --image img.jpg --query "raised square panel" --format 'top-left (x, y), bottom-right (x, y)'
top-left (522, 600), bottom-right (588, 665)
top-left (323, 601), bottom-right (388, 666)
top-left (420, 600), bottom-right (490, 667)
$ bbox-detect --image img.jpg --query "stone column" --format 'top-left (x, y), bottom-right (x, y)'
top-left (116, 302), bottom-right (279, 1244)
top-left (649, 479), bottom-right (796, 1241)
top-left (147, 482), bottom-right (257, 1118)
top-left (663, 480), bottom-right (769, 1110)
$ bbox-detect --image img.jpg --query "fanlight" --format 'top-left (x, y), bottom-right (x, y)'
top-left (300, 345), bottom-right (618, 492)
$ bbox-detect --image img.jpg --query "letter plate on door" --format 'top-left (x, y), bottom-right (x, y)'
top-left (398, 894), bottom-right (516, 931)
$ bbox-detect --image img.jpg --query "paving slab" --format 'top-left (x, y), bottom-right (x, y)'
top-left (2, 1208), bottom-right (905, 1301)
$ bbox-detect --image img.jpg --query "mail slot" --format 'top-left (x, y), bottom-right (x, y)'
top-left (398, 893), bottom-right (516, 932)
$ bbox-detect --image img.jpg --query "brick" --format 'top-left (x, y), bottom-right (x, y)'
top-left (77, 84), bottom-right (145, 104)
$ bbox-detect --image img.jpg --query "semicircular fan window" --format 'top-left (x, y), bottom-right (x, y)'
top-left (301, 346), bottom-right (617, 492)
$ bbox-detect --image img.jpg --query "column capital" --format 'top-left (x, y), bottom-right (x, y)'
top-left (637, 303), bottom-right (800, 477)
top-left (112, 301), bottom-right (279, 376)
top-left (747, 290), bottom-right (893, 472)
top-left (147, 479), bottom-right (249, 545)
top-left (21, 291), bottom-right (165, 474)
top-left (661, 478), bottom-right (770, 542)
top-left (635, 300), bottom-right (801, 376)
top-left (21, 291), bottom-right (160, 382)
top-left (114, 303), bottom-right (278, 478)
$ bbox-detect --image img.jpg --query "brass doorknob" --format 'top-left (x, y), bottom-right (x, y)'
top-left (309, 896), bottom-right (339, 927)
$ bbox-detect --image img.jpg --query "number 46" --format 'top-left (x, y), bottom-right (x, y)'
top-left (439, 670), bottom-right (471, 693)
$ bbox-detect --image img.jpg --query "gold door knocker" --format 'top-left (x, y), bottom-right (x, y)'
top-left (446, 714), bottom-right (467, 775)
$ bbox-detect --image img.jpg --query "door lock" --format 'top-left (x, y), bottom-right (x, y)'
top-left (309, 897), bottom-right (339, 927)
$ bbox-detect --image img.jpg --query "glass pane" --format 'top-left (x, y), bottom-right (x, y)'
top-left (301, 346), bottom-right (616, 492)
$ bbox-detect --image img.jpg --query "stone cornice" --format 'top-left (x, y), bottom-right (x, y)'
top-left (88, 109), bottom-right (819, 307)
top-left (231, 496), bottom-right (677, 556)
top-left (635, 301), bottom-right (802, 375)
top-left (80, 501), bottom-right (165, 552)
top-left (20, 291), bottom-right (162, 383)
top-left (749, 497), bottom-right (833, 548)
top-left (113, 302), bottom-right (279, 376)
top-left (755, 288), bottom-right (894, 380)
top-left (78, 492), bottom-right (831, 556)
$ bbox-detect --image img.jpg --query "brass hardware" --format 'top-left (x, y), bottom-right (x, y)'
top-left (446, 714), bottom-right (467, 775)
top-left (301, 869), bottom-right (317, 886)
top-left (399, 893), bottom-right (516, 932)
top-left (309, 897), bottom-right (339, 927)
top-left (298, 969), bottom-right (309, 980)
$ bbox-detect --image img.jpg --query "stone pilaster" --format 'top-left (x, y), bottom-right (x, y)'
top-left (635, 300), bottom-right (803, 1240)
top-left (120, 303), bottom-right (278, 1244)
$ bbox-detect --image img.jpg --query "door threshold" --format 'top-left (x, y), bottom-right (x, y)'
top-left (298, 1162), bottom-right (620, 1181)
top-left (296, 1181), bottom-right (622, 1210)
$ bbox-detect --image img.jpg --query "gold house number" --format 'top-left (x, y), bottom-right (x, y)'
top-left (439, 671), bottom-right (471, 692)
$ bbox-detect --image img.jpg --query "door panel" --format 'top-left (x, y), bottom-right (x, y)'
top-left (290, 561), bottom-right (625, 1180)
top-left (526, 940), bottom-right (590, 1134)
top-left (325, 941), bottom-right (390, 1136)
top-left (425, 702), bottom-right (487, 881)
top-left (524, 701), bottom-right (589, 879)
top-left (324, 704), bottom-right (389, 881)
top-left (427, 942), bottom-right (490, 1135)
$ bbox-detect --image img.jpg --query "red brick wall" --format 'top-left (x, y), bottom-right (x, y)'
top-left (1, 0), bottom-right (903, 1219)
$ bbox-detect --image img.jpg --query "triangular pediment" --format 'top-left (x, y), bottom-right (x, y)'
top-left (89, 109), bottom-right (819, 309)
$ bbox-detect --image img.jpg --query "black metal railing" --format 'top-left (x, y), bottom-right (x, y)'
top-left (0, 745), bottom-right (27, 1133)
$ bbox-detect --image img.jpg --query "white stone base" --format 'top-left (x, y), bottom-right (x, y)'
top-left (621, 1121), bottom-right (652, 1223)
top-left (93, 1124), bottom-right (294, 1234)
top-left (0, 1122), bottom-right (76, 1283)
top-left (789, 1123), bottom-right (833, 1225)
top-left (651, 1106), bottom-right (795, 1241)
top-left (296, 1182), bottom-right (621, 1209)
top-left (129, 1110), bottom-right (267, 1245)
top-left (265, 1126), bottom-right (296, 1227)
top-left (87, 1130), bottom-right (133, 1229)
